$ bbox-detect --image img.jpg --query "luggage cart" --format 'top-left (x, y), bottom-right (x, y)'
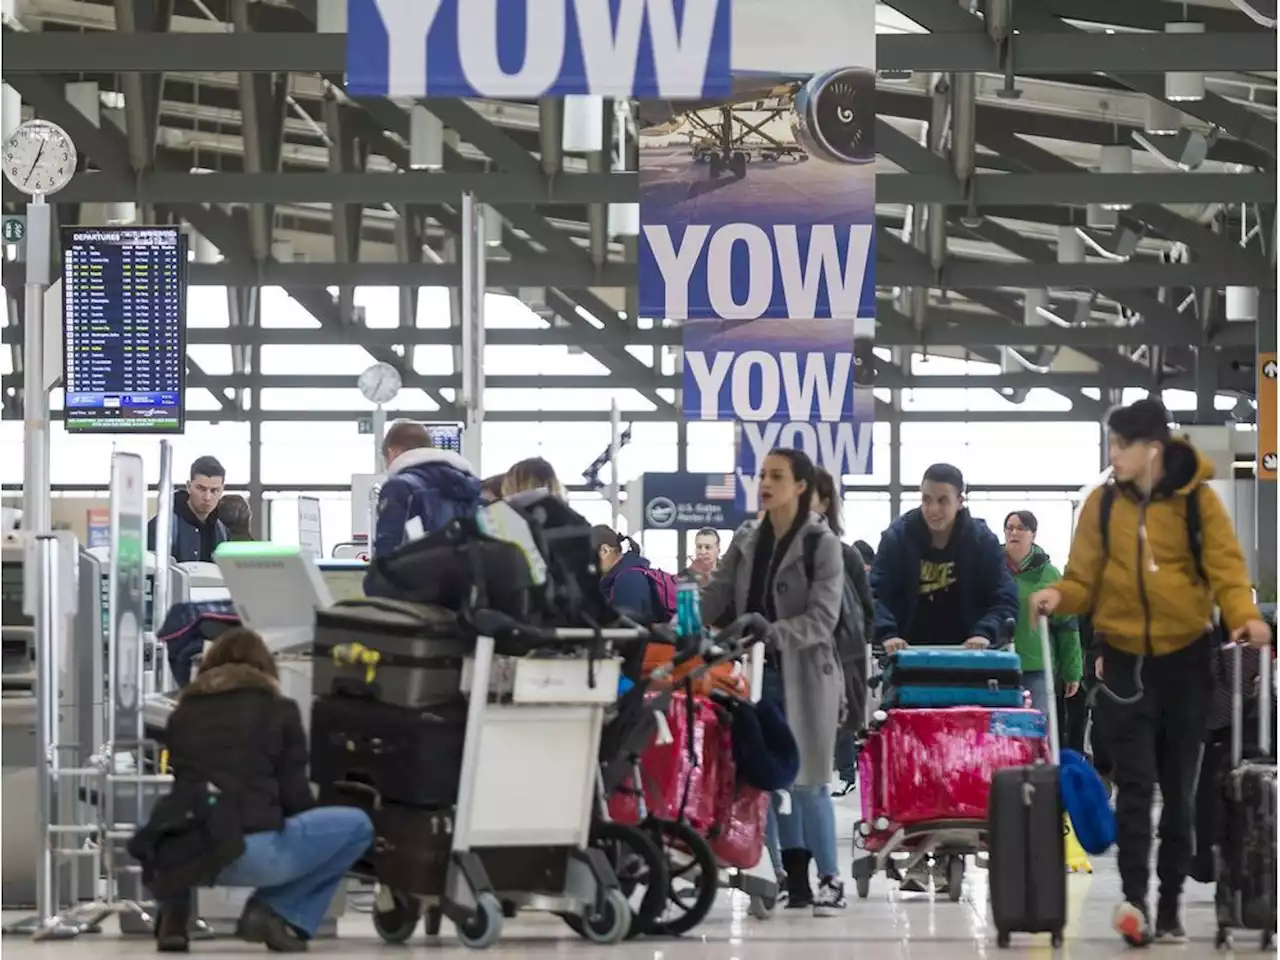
top-left (594, 615), bottom-right (779, 936)
top-left (370, 620), bottom-right (644, 949)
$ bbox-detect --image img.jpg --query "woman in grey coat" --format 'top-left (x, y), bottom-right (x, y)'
top-left (700, 448), bottom-right (847, 916)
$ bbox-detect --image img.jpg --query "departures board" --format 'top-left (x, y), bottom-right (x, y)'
top-left (61, 226), bottom-right (187, 433)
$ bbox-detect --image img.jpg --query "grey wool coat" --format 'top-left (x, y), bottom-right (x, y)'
top-left (700, 513), bottom-right (846, 787)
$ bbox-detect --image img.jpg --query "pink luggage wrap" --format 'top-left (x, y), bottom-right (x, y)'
top-left (859, 707), bottom-right (1050, 826)
top-left (706, 721), bottom-right (768, 869)
top-left (608, 692), bottom-right (720, 832)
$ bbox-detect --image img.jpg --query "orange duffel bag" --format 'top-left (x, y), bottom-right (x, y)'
top-left (641, 641), bottom-right (750, 698)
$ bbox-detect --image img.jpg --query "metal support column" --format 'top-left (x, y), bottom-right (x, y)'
top-left (1258, 288), bottom-right (1277, 595)
top-left (676, 418), bottom-right (688, 565)
top-left (888, 349), bottom-right (906, 518)
top-left (21, 196), bottom-right (52, 542)
top-left (460, 193), bottom-right (486, 469)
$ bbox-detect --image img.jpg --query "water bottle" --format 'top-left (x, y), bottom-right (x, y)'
top-left (675, 579), bottom-right (703, 641)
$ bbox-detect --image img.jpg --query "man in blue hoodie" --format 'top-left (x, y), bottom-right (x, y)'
top-left (870, 463), bottom-right (1020, 894)
top-left (367, 421), bottom-right (482, 580)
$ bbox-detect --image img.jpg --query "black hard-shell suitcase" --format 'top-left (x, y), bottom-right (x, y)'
top-left (312, 598), bottom-right (472, 708)
top-left (1214, 643), bottom-right (1277, 951)
top-left (309, 694), bottom-right (468, 808)
top-left (319, 782), bottom-right (452, 896)
top-left (988, 618), bottom-right (1066, 949)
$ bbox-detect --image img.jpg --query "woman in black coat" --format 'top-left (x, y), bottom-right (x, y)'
top-left (152, 629), bottom-right (372, 952)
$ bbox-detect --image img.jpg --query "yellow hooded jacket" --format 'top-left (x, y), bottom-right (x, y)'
top-left (1056, 438), bottom-right (1259, 657)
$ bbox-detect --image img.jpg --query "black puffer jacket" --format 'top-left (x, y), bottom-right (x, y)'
top-left (164, 663), bottom-right (313, 835)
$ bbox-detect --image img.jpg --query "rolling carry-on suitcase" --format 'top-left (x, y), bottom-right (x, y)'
top-left (881, 649), bottom-right (1025, 709)
top-left (1214, 642), bottom-right (1277, 951)
top-left (988, 618), bottom-right (1066, 949)
top-left (310, 693), bottom-right (468, 808)
top-left (312, 598), bottom-right (473, 708)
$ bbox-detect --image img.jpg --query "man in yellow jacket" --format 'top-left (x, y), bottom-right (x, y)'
top-left (1031, 397), bottom-right (1271, 948)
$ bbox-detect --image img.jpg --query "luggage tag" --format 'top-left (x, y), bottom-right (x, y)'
top-left (776, 789), bottom-right (792, 816)
top-left (334, 642), bottom-right (382, 684)
top-left (404, 515), bottom-right (426, 542)
top-left (653, 711), bottom-right (674, 746)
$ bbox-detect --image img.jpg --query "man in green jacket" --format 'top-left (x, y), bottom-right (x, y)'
top-left (1003, 511), bottom-right (1082, 714)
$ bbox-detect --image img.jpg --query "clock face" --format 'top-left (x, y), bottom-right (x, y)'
top-left (3, 120), bottom-right (77, 197)
top-left (358, 362), bottom-right (402, 404)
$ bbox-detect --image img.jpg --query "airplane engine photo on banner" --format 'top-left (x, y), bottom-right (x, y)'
top-left (637, 0), bottom-right (876, 498)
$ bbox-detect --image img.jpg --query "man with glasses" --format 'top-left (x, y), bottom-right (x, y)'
top-left (148, 455), bottom-right (229, 563)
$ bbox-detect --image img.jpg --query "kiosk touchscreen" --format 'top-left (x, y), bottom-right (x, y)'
top-left (214, 542), bottom-right (333, 655)
top-left (316, 559), bottom-right (367, 603)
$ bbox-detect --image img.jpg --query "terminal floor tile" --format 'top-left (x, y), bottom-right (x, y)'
top-left (2, 795), bottom-right (1270, 958)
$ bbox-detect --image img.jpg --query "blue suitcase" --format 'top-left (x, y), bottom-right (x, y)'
top-left (881, 649), bottom-right (1024, 710)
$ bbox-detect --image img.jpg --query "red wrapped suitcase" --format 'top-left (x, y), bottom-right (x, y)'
top-left (608, 692), bottom-right (720, 831)
top-left (859, 707), bottom-right (1049, 827)
top-left (706, 723), bottom-right (768, 869)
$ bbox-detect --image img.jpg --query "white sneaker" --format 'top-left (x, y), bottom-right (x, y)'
top-left (812, 877), bottom-right (846, 917)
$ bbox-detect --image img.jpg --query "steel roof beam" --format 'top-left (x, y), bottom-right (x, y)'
top-left (1026, 0), bottom-right (1271, 32)
top-left (8, 27), bottom-right (1273, 74)
top-left (1, 72), bottom-right (460, 417)
top-left (878, 89), bottom-right (1270, 170)
top-left (877, 172), bottom-right (1273, 206)
top-left (1, 171), bottom-right (636, 205)
top-left (8, 170), bottom-right (1258, 207)
top-left (878, 258), bottom-right (1273, 289)
top-left (979, 127), bottom-right (1273, 269)
top-left (1011, 0), bottom-right (1278, 158)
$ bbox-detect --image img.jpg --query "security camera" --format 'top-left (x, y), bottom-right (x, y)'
top-left (791, 67), bottom-right (876, 165)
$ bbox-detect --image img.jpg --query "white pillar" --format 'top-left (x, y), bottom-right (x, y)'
top-left (1164, 23), bottom-right (1206, 102)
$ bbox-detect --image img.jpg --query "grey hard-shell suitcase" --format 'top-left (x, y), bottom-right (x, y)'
top-left (312, 598), bottom-right (472, 708)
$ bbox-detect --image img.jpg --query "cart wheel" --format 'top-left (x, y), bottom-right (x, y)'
top-left (424, 905), bottom-right (442, 938)
top-left (946, 856), bottom-right (964, 902)
top-left (573, 888), bottom-right (632, 945)
top-left (747, 894), bottom-right (776, 920)
top-left (565, 822), bottom-right (668, 940)
top-left (996, 930), bottom-right (1011, 949)
top-left (372, 890), bottom-right (419, 945)
top-left (1051, 930), bottom-right (1064, 949)
top-left (643, 818), bottom-right (719, 937)
top-left (709, 154), bottom-right (723, 179)
top-left (456, 892), bottom-right (503, 950)
top-left (731, 152), bottom-right (747, 178)
top-left (852, 856), bottom-right (873, 899)
top-left (1214, 926), bottom-right (1231, 950)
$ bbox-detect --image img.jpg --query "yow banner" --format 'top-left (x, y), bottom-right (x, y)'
top-left (638, 1), bottom-right (876, 485)
top-left (346, 0), bottom-right (733, 98)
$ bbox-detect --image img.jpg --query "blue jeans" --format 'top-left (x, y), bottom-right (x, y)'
top-left (765, 784), bottom-right (841, 879)
top-left (216, 807), bottom-right (373, 937)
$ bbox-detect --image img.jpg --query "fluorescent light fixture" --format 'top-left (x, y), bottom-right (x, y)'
top-left (1225, 286), bottom-right (1259, 322)
top-left (1099, 144), bottom-right (1133, 210)
top-left (482, 204), bottom-right (502, 247)
top-left (1144, 97), bottom-right (1182, 135)
top-left (562, 95), bottom-right (605, 152)
top-left (608, 203), bottom-right (640, 238)
top-left (409, 104), bottom-right (444, 170)
top-left (1164, 23), bottom-right (1206, 102)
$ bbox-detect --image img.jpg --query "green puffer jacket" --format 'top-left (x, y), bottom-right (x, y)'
top-left (1011, 545), bottom-right (1083, 683)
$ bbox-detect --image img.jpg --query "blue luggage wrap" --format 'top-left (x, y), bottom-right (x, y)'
top-left (883, 686), bottom-right (1027, 709)
top-left (880, 648), bottom-right (1024, 710)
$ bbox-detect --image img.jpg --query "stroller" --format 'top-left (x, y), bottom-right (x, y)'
top-left (590, 614), bottom-right (780, 937)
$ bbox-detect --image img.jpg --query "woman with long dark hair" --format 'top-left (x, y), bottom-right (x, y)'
top-left (700, 449), bottom-right (847, 915)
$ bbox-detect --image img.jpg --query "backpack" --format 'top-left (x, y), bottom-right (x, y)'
top-left (803, 532), bottom-right (868, 730)
top-left (636, 567), bottom-right (679, 621)
top-left (1097, 483), bottom-right (1207, 584)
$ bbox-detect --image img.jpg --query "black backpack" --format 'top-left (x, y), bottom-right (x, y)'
top-left (803, 532), bottom-right (868, 729)
top-left (1097, 483), bottom-right (1207, 584)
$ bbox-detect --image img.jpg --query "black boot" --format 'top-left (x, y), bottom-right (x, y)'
top-left (237, 899), bottom-right (309, 953)
top-left (155, 895), bottom-right (191, 953)
top-left (781, 848), bottom-right (813, 909)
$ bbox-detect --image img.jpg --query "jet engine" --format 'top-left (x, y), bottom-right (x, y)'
top-left (791, 67), bottom-right (875, 165)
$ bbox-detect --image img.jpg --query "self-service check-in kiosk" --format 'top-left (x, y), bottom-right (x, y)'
top-left (1, 531), bottom-right (86, 914)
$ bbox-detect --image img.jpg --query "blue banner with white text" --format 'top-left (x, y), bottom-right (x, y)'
top-left (346, 0), bottom-right (733, 99)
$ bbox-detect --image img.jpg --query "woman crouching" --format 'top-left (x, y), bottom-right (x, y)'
top-left (143, 629), bottom-right (372, 952)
